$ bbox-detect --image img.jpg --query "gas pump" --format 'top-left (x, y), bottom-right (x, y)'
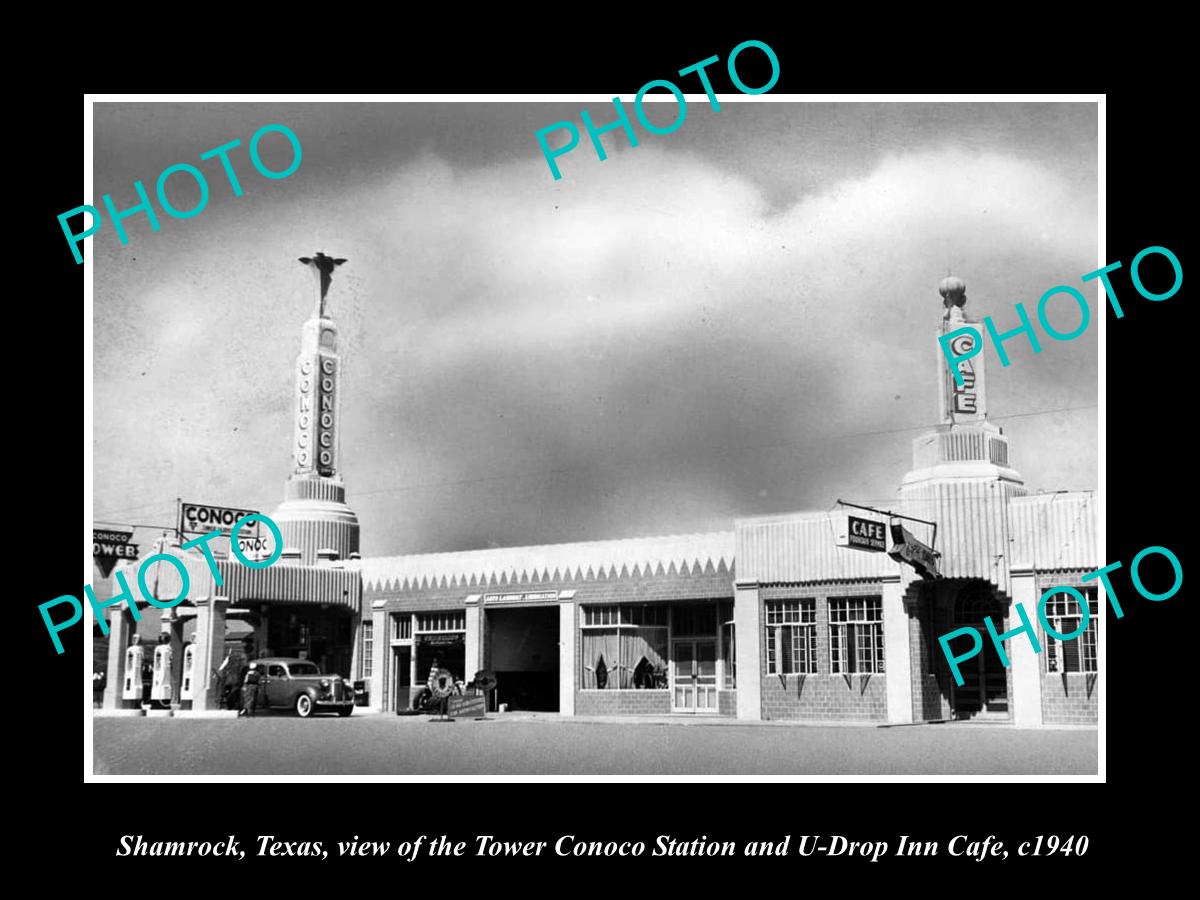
top-left (123, 636), bottom-right (145, 701)
top-left (150, 635), bottom-right (173, 703)
top-left (180, 644), bottom-right (196, 701)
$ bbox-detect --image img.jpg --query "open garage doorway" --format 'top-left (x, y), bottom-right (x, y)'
top-left (486, 606), bottom-right (560, 712)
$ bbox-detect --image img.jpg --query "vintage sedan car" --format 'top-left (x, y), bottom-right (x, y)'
top-left (255, 658), bottom-right (355, 717)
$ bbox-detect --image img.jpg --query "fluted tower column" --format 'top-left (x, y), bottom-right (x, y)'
top-left (897, 276), bottom-right (1024, 595)
top-left (271, 252), bottom-right (360, 565)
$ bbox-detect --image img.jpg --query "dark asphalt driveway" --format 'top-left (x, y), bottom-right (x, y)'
top-left (93, 713), bottom-right (1097, 775)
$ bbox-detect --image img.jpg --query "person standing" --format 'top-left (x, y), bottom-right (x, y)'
top-left (241, 662), bottom-right (261, 718)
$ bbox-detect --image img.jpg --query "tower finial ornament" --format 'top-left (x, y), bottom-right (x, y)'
top-left (939, 275), bottom-right (967, 323)
top-left (298, 251), bottom-right (348, 318)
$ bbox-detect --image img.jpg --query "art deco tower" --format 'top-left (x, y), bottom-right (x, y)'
top-left (270, 252), bottom-right (361, 565)
top-left (897, 276), bottom-right (1025, 594)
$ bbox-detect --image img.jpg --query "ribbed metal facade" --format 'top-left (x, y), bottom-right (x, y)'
top-left (116, 550), bottom-right (219, 605)
top-left (734, 513), bottom-right (897, 584)
top-left (217, 558), bottom-right (361, 611)
top-left (1009, 491), bottom-right (1097, 572)
top-left (272, 475), bottom-right (361, 566)
top-left (899, 479), bottom-right (1025, 595)
top-left (912, 427), bottom-right (1010, 469)
top-left (113, 549), bottom-right (360, 612)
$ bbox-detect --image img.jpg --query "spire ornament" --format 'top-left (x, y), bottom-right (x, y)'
top-left (298, 251), bottom-right (348, 318)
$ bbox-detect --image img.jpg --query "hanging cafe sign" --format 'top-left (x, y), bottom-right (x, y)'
top-left (834, 501), bottom-right (941, 580)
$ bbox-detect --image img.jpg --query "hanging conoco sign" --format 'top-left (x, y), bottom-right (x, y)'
top-left (93, 529), bottom-right (139, 578)
top-left (180, 501), bottom-right (260, 535)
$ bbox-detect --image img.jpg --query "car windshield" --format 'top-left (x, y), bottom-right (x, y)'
top-left (288, 663), bottom-right (320, 676)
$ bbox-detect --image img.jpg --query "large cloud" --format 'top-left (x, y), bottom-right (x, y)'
top-left (94, 136), bottom-right (1097, 554)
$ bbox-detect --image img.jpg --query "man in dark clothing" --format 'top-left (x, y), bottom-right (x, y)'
top-left (241, 663), bottom-right (261, 718)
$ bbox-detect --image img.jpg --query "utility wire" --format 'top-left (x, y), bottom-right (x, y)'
top-left (91, 401), bottom-right (1097, 524)
top-left (349, 402), bottom-right (1098, 499)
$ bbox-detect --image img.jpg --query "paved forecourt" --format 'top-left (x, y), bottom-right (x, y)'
top-left (93, 714), bottom-right (1097, 776)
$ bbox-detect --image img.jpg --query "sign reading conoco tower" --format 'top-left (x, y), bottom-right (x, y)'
top-left (270, 252), bottom-right (361, 565)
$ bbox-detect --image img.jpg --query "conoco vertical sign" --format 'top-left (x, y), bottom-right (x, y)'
top-left (294, 355), bottom-right (337, 477)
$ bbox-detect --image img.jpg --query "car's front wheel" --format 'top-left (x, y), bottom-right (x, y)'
top-left (295, 693), bottom-right (314, 718)
top-left (337, 706), bottom-right (353, 717)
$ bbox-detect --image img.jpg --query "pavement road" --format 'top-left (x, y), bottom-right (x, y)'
top-left (93, 713), bottom-right (1097, 776)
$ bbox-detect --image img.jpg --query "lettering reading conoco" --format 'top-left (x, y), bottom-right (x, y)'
top-left (181, 503), bottom-right (258, 534)
top-left (318, 357), bottom-right (337, 475)
top-left (295, 356), bottom-right (337, 475)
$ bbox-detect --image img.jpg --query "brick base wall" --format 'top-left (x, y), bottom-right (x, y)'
top-left (718, 690), bottom-right (736, 717)
top-left (1036, 571), bottom-right (1098, 726)
top-left (758, 583), bottom-right (888, 722)
top-left (761, 672), bottom-right (887, 721)
top-left (1041, 673), bottom-right (1098, 724)
top-left (575, 690), bottom-right (672, 715)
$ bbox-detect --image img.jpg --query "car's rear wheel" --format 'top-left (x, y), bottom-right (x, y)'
top-left (295, 694), bottom-right (314, 718)
top-left (337, 706), bottom-right (353, 717)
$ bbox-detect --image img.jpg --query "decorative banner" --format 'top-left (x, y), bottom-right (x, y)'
top-left (888, 523), bottom-right (941, 580)
top-left (180, 502), bottom-right (260, 535)
top-left (93, 529), bottom-right (139, 577)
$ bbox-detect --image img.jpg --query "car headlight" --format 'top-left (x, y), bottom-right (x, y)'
top-left (320, 679), bottom-right (330, 688)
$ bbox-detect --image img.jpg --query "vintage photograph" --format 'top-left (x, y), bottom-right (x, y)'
top-left (88, 98), bottom-right (1100, 775)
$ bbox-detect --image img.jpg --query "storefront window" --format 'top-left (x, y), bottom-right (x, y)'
top-left (722, 622), bottom-right (736, 688)
top-left (581, 606), bottom-right (668, 689)
top-left (361, 621), bottom-right (373, 678)
top-left (391, 613), bottom-right (411, 641)
top-left (673, 603), bottom-right (716, 636)
top-left (1044, 587), bottom-right (1098, 673)
top-left (829, 597), bottom-right (884, 674)
top-left (765, 600), bottom-right (817, 675)
top-left (417, 611), bottom-right (464, 632)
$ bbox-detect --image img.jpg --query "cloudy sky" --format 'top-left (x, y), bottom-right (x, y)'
top-left (91, 100), bottom-right (1098, 557)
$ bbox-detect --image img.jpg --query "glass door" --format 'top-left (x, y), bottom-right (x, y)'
top-left (672, 641), bottom-right (695, 711)
top-left (672, 640), bottom-right (718, 713)
top-left (695, 641), bottom-right (717, 711)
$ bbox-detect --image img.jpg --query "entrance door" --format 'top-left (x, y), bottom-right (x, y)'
top-left (392, 646), bottom-right (411, 712)
top-left (951, 589), bottom-right (1010, 719)
top-left (672, 640), bottom-right (718, 713)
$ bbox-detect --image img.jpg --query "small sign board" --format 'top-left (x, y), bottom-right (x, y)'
top-left (447, 693), bottom-right (487, 718)
top-left (835, 511), bottom-right (889, 552)
top-left (419, 633), bottom-right (464, 646)
top-left (236, 532), bottom-right (274, 559)
top-left (94, 529), bottom-right (139, 577)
